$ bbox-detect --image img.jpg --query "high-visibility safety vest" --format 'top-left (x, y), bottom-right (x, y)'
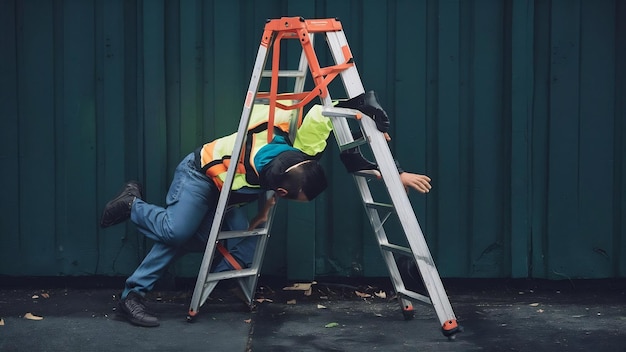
top-left (195, 103), bottom-right (333, 191)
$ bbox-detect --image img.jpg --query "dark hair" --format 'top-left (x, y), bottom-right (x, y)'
top-left (259, 150), bottom-right (328, 200)
top-left (280, 160), bottom-right (328, 200)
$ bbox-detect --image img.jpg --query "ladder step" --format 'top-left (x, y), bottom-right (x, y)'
top-left (380, 243), bottom-right (413, 256)
top-left (397, 288), bottom-right (432, 306)
top-left (204, 267), bottom-right (258, 283)
top-left (217, 229), bottom-right (267, 240)
top-left (337, 137), bottom-right (368, 152)
top-left (352, 169), bottom-right (382, 179)
top-left (365, 201), bottom-right (394, 211)
top-left (322, 106), bottom-right (362, 119)
top-left (262, 70), bottom-right (306, 78)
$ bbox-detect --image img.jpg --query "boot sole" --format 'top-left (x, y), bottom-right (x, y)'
top-left (116, 312), bottom-right (160, 327)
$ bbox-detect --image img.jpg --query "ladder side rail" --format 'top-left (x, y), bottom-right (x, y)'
top-left (324, 31), bottom-right (365, 99)
top-left (233, 35), bottom-right (309, 303)
top-left (188, 38), bottom-right (273, 316)
top-left (288, 34), bottom-right (313, 142)
top-left (292, 34), bottom-right (312, 94)
top-left (353, 176), bottom-right (405, 292)
top-left (329, 108), bottom-right (419, 316)
top-left (360, 116), bottom-right (457, 325)
top-left (322, 30), bottom-right (366, 147)
top-left (231, 29), bottom-right (313, 307)
top-left (236, 191), bottom-right (278, 303)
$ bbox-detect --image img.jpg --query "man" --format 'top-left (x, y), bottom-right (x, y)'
top-left (100, 91), bottom-right (431, 327)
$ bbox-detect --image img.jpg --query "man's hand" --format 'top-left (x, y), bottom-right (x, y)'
top-left (248, 195), bottom-right (277, 230)
top-left (399, 173), bottom-right (432, 194)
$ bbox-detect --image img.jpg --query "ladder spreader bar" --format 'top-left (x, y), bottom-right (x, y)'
top-left (397, 289), bottom-right (433, 306)
top-left (380, 243), bottom-right (413, 256)
top-left (365, 201), bottom-right (394, 211)
top-left (203, 268), bottom-right (258, 282)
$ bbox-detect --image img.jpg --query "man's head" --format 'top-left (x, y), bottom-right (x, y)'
top-left (258, 150), bottom-right (327, 201)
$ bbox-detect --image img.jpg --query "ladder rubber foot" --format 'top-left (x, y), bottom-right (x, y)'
top-left (441, 319), bottom-right (463, 339)
top-left (187, 310), bottom-right (197, 323)
top-left (402, 305), bottom-right (415, 320)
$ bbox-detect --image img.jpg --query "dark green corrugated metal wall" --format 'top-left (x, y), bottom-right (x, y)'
top-left (1, 0), bottom-right (624, 280)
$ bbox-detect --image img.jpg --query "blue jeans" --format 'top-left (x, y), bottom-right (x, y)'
top-left (122, 153), bottom-right (258, 299)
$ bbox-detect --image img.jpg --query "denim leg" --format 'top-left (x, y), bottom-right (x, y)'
top-left (123, 153), bottom-right (217, 298)
top-left (131, 153), bottom-right (217, 247)
top-left (121, 242), bottom-right (181, 299)
top-left (123, 207), bottom-right (257, 298)
top-left (123, 153), bottom-right (259, 297)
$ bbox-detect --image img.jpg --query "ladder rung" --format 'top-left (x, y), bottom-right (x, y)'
top-left (338, 137), bottom-right (367, 152)
top-left (397, 288), bottom-right (432, 306)
top-left (261, 70), bottom-right (306, 78)
top-left (204, 267), bottom-right (258, 283)
top-left (322, 106), bottom-right (361, 119)
top-left (352, 169), bottom-right (382, 179)
top-left (365, 201), bottom-right (394, 211)
top-left (217, 229), bottom-right (267, 240)
top-left (380, 243), bottom-right (413, 256)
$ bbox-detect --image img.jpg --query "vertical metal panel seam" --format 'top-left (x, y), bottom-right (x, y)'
top-left (610, 2), bottom-right (620, 276)
top-left (15, 0), bottom-right (23, 254)
top-left (53, 0), bottom-right (64, 273)
top-left (462, 0), bottom-right (475, 276)
top-left (510, 0), bottom-right (534, 277)
top-left (94, 0), bottom-right (104, 274)
top-left (426, 0), bottom-right (440, 258)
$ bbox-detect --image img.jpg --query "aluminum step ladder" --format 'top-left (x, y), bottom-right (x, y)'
top-left (187, 16), bottom-right (462, 339)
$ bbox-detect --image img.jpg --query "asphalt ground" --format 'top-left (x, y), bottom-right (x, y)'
top-left (0, 277), bottom-right (625, 352)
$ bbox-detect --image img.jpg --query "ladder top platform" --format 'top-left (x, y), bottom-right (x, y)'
top-left (263, 17), bottom-right (343, 33)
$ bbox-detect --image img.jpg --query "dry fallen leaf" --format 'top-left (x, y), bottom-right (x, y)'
top-left (286, 299), bottom-right (297, 305)
top-left (537, 309), bottom-right (544, 313)
top-left (283, 282), bottom-right (316, 291)
top-left (317, 304), bottom-right (327, 309)
top-left (31, 295), bottom-right (39, 299)
top-left (0, 318), bottom-right (5, 326)
top-left (24, 313), bottom-right (43, 321)
top-left (529, 303), bottom-right (539, 307)
top-left (255, 298), bottom-right (273, 303)
top-left (41, 293), bottom-right (50, 299)
top-left (355, 291), bottom-right (371, 298)
top-left (374, 291), bottom-right (387, 299)
top-left (244, 319), bottom-right (251, 323)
